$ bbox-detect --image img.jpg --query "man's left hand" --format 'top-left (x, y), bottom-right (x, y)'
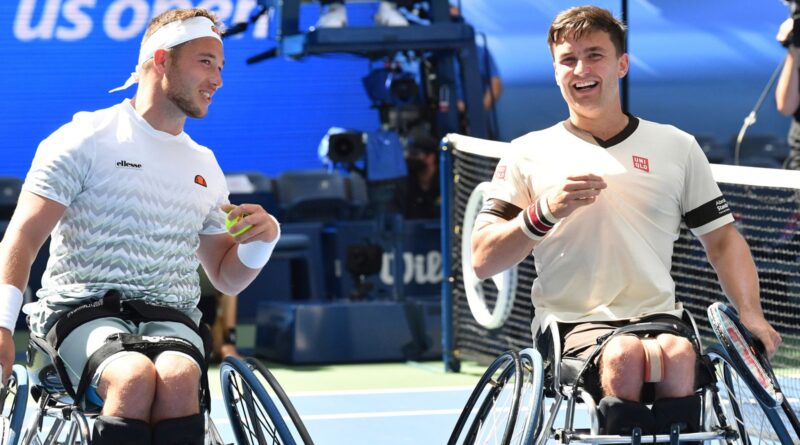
top-left (221, 203), bottom-right (279, 244)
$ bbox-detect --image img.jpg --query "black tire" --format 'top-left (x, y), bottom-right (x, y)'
top-left (448, 351), bottom-right (522, 445)
top-left (0, 364), bottom-right (28, 445)
top-left (706, 344), bottom-right (794, 444)
top-left (244, 357), bottom-right (314, 445)
top-left (220, 356), bottom-right (295, 445)
top-left (514, 349), bottom-right (544, 445)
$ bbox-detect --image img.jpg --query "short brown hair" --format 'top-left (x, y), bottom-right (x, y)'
top-left (143, 8), bottom-right (221, 42)
top-left (547, 6), bottom-right (626, 57)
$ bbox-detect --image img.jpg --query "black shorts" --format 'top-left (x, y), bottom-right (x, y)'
top-left (558, 314), bottom-right (694, 403)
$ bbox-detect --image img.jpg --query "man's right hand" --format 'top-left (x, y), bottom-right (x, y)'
top-left (0, 328), bottom-right (15, 384)
top-left (546, 174), bottom-right (607, 219)
top-left (777, 17), bottom-right (794, 45)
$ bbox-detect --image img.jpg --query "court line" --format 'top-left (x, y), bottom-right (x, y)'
top-left (280, 386), bottom-right (474, 398)
top-left (212, 408), bottom-right (464, 424)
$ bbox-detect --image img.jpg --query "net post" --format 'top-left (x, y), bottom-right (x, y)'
top-left (440, 136), bottom-right (459, 372)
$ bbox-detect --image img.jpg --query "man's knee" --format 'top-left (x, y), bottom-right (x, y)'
top-left (98, 353), bottom-right (157, 401)
top-left (657, 334), bottom-right (695, 366)
top-left (600, 335), bottom-right (645, 398)
top-left (153, 353), bottom-right (201, 413)
top-left (655, 334), bottom-right (696, 397)
top-left (602, 335), bottom-right (645, 365)
top-left (154, 353), bottom-right (201, 389)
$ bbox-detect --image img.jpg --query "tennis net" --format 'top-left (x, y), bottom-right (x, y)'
top-left (443, 133), bottom-right (800, 403)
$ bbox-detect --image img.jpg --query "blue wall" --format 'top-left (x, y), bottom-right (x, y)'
top-left (1, 0), bottom-right (793, 179)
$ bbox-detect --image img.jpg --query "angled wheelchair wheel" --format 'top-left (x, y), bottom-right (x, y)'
top-left (244, 358), bottom-right (314, 445)
top-left (705, 344), bottom-right (795, 445)
top-left (509, 349), bottom-right (544, 445)
top-left (0, 364), bottom-right (28, 445)
top-left (448, 351), bottom-right (522, 445)
top-left (220, 356), bottom-right (295, 445)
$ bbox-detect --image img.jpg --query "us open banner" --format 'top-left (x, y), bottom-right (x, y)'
top-left (1, 0), bottom-right (377, 179)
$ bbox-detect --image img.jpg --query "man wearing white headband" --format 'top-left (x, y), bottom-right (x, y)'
top-left (0, 8), bottom-right (280, 444)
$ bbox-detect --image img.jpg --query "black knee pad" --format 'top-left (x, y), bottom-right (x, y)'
top-left (152, 413), bottom-right (204, 445)
top-left (652, 395), bottom-right (701, 434)
top-left (597, 396), bottom-right (655, 435)
top-left (91, 415), bottom-right (151, 445)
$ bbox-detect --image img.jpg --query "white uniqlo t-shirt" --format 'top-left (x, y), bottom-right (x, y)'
top-left (24, 99), bottom-right (229, 335)
top-left (480, 118), bottom-right (734, 332)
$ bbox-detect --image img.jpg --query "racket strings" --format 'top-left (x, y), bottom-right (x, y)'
top-left (719, 312), bottom-right (781, 402)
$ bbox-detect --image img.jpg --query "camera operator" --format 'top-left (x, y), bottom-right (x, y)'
top-left (775, 14), bottom-right (800, 169)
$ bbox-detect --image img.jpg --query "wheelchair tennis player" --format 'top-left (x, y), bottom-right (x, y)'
top-left (0, 7), bottom-right (280, 444)
top-left (470, 5), bottom-right (782, 438)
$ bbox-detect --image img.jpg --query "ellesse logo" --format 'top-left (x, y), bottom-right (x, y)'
top-left (116, 160), bottom-right (142, 169)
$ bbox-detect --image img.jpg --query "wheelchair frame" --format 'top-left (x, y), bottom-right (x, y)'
top-left (2, 338), bottom-right (306, 445)
top-left (531, 314), bottom-right (794, 445)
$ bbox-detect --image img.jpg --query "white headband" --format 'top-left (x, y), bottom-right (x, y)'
top-left (109, 16), bottom-right (222, 93)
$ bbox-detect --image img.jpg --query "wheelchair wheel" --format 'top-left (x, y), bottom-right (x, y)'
top-left (706, 344), bottom-right (795, 444)
top-left (510, 349), bottom-right (544, 445)
top-left (0, 364), bottom-right (28, 445)
top-left (244, 357), bottom-right (314, 445)
top-left (220, 356), bottom-right (295, 445)
top-left (448, 351), bottom-right (522, 445)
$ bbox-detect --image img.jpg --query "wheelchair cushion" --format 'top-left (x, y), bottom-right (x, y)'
top-left (152, 413), bottom-right (204, 445)
top-left (92, 415), bottom-right (151, 445)
top-left (652, 394), bottom-right (701, 434)
top-left (597, 396), bottom-right (655, 435)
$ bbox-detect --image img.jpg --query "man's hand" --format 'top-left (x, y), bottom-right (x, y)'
top-left (778, 17), bottom-right (794, 44)
top-left (546, 174), bottom-right (607, 219)
top-left (221, 204), bottom-right (279, 244)
top-left (0, 328), bottom-right (15, 384)
top-left (740, 313), bottom-right (782, 359)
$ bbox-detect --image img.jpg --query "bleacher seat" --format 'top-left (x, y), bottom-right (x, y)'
top-left (727, 134), bottom-right (791, 168)
top-left (694, 135), bottom-right (729, 164)
top-left (275, 170), bottom-right (350, 222)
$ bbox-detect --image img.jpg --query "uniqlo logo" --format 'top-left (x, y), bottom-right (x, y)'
top-left (495, 165), bottom-right (507, 180)
top-left (632, 155), bottom-right (649, 172)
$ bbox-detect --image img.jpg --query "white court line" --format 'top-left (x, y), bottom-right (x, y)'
top-left (280, 386), bottom-right (474, 398)
top-left (210, 408), bottom-right (463, 424)
top-left (290, 408), bottom-right (464, 421)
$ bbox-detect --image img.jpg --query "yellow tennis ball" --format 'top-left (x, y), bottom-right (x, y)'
top-left (225, 212), bottom-right (253, 237)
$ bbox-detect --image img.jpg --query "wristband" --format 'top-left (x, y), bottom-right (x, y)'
top-left (236, 214), bottom-right (280, 269)
top-left (518, 197), bottom-right (562, 241)
top-left (0, 285), bottom-right (23, 335)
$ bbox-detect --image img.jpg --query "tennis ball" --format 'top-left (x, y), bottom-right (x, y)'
top-left (225, 212), bottom-right (253, 237)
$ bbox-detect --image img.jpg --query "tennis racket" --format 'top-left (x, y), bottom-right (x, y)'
top-left (707, 302), bottom-right (800, 442)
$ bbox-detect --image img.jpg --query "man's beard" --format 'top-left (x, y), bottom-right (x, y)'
top-left (165, 71), bottom-right (206, 119)
top-left (166, 89), bottom-right (205, 119)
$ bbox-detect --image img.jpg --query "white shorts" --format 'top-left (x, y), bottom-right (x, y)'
top-left (56, 317), bottom-right (204, 406)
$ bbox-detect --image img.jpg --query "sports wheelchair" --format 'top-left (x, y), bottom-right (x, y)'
top-left (450, 305), bottom-right (799, 445)
top-left (0, 335), bottom-right (313, 445)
